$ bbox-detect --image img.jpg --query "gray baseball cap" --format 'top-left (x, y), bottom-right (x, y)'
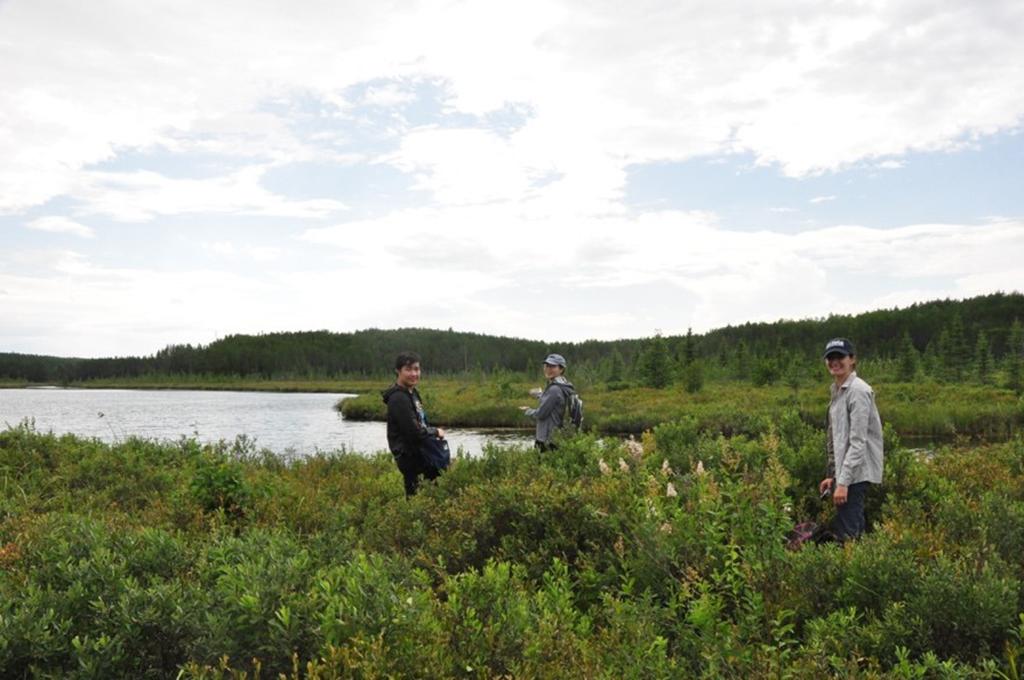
top-left (543, 353), bottom-right (567, 367)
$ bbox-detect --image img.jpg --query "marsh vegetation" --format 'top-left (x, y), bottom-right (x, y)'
top-left (2, 420), bottom-right (1023, 677)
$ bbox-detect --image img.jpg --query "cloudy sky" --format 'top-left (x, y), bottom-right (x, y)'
top-left (2, 0), bottom-right (1022, 358)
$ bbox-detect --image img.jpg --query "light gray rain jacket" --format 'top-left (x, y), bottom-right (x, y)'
top-left (525, 376), bottom-right (574, 444)
top-left (826, 371), bottom-right (884, 487)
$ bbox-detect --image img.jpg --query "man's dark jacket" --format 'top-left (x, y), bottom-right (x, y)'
top-left (382, 383), bottom-right (437, 457)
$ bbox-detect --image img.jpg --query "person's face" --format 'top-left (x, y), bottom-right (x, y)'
top-left (543, 363), bottom-right (563, 379)
top-left (396, 362), bottom-right (421, 389)
top-left (825, 353), bottom-right (854, 380)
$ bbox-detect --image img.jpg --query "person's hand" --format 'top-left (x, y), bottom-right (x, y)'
top-left (819, 478), bottom-right (834, 496)
top-left (436, 427), bottom-right (446, 439)
top-left (833, 484), bottom-right (848, 506)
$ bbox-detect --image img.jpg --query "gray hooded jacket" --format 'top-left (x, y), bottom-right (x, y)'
top-left (524, 376), bottom-right (574, 444)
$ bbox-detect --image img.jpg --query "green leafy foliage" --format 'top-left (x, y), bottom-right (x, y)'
top-left (2, 422), bottom-right (1024, 677)
top-left (190, 451), bottom-right (251, 520)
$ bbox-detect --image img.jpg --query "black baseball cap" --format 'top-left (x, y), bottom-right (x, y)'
top-left (823, 338), bottom-right (855, 359)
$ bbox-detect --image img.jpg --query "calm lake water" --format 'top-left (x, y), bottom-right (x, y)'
top-left (0, 388), bottom-right (530, 458)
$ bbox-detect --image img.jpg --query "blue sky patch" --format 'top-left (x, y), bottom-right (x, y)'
top-left (625, 131), bottom-right (1024, 230)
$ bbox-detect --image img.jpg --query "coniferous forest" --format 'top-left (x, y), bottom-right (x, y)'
top-left (2, 292), bottom-right (1023, 387)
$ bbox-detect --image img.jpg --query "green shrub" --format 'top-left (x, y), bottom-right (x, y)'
top-left (0, 516), bottom-right (200, 677)
top-left (3, 426), bottom-right (1024, 677)
top-left (190, 451), bottom-right (251, 520)
top-left (904, 554), bottom-right (1019, 660)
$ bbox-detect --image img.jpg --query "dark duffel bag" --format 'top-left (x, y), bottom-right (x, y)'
top-left (420, 436), bottom-right (451, 474)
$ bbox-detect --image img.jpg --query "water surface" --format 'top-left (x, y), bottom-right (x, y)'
top-left (0, 388), bottom-right (529, 457)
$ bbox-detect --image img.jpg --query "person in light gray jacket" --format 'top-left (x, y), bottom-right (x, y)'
top-left (520, 353), bottom-right (575, 451)
top-left (818, 338), bottom-right (884, 541)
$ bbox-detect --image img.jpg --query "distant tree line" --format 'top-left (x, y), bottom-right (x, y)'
top-left (2, 292), bottom-right (1022, 391)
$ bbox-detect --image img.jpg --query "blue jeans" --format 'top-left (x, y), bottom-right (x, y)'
top-left (835, 481), bottom-right (870, 541)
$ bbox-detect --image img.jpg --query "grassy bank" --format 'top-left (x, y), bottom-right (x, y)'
top-left (2, 420), bottom-right (1023, 677)
top-left (341, 379), bottom-right (1024, 440)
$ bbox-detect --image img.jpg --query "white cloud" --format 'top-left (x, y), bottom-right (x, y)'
top-left (204, 241), bottom-right (236, 257)
top-left (74, 167), bottom-right (346, 221)
top-left (810, 195), bottom-right (837, 204)
top-left (0, 1), bottom-right (1022, 355)
top-left (26, 216), bottom-right (95, 238)
top-left (3, 216), bottom-right (1021, 355)
top-left (245, 246), bottom-right (283, 263)
top-left (301, 209), bottom-right (1024, 337)
top-left (793, 220), bottom-right (1024, 280)
top-left (385, 127), bottom-right (540, 206)
top-left (202, 240), bottom-right (283, 263)
top-left (361, 83), bottom-right (417, 108)
top-left (2, 0), bottom-right (1022, 215)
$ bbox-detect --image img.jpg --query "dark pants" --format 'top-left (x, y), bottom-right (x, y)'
top-left (535, 440), bottom-right (557, 452)
top-left (395, 451), bottom-right (439, 497)
top-left (835, 481), bottom-right (870, 541)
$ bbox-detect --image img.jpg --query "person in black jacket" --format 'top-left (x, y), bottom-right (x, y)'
top-left (383, 351), bottom-right (446, 497)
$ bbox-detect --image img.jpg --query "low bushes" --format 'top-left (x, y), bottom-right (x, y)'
top-left (1, 419), bottom-right (1023, 677)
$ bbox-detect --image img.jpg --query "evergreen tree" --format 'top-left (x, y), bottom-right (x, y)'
top-left (939, 314), bottom-right (970, 382)
top-left (681, 359), bottom-right (704, 393)
top-left (896, 331), bottom-right (920, 382)
top-left (783, 354), bottom-right (806, 391)
top-left (732, 340), bottom-right (750, 380)
top-left (973, 330), bottom-right (994, 385)
top-left (681, 328), bottom-right (697, 366)
top-left (604, 348), bottom-right (626, 384)
top-left (636, 334), bottom-right (674, 388)
top-left (752, 357), bottom-right (780, 386)
top-left (922, 337), bottom-right (941, 380)
top-left (1006, 319), bottom-right (1024, 393)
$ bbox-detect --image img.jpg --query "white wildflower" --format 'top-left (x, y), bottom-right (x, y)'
top-left (618, 458), bottom-right (630, 472)
top-left (695, 460), bottom-right (705, 476)
top-left (598, 458), bottom-right (611, 475)
top-left (660, 459), bottom-right (674, 477)
top-left (624, 436), bottom-right (644, 461)
top-left (666, 482), bottom-right (678, 497)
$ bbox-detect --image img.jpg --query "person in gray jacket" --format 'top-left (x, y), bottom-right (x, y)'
top-left (818, 338), bottom-right (884, 541)
top-left (520, 353), bottom-right (575, 451)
